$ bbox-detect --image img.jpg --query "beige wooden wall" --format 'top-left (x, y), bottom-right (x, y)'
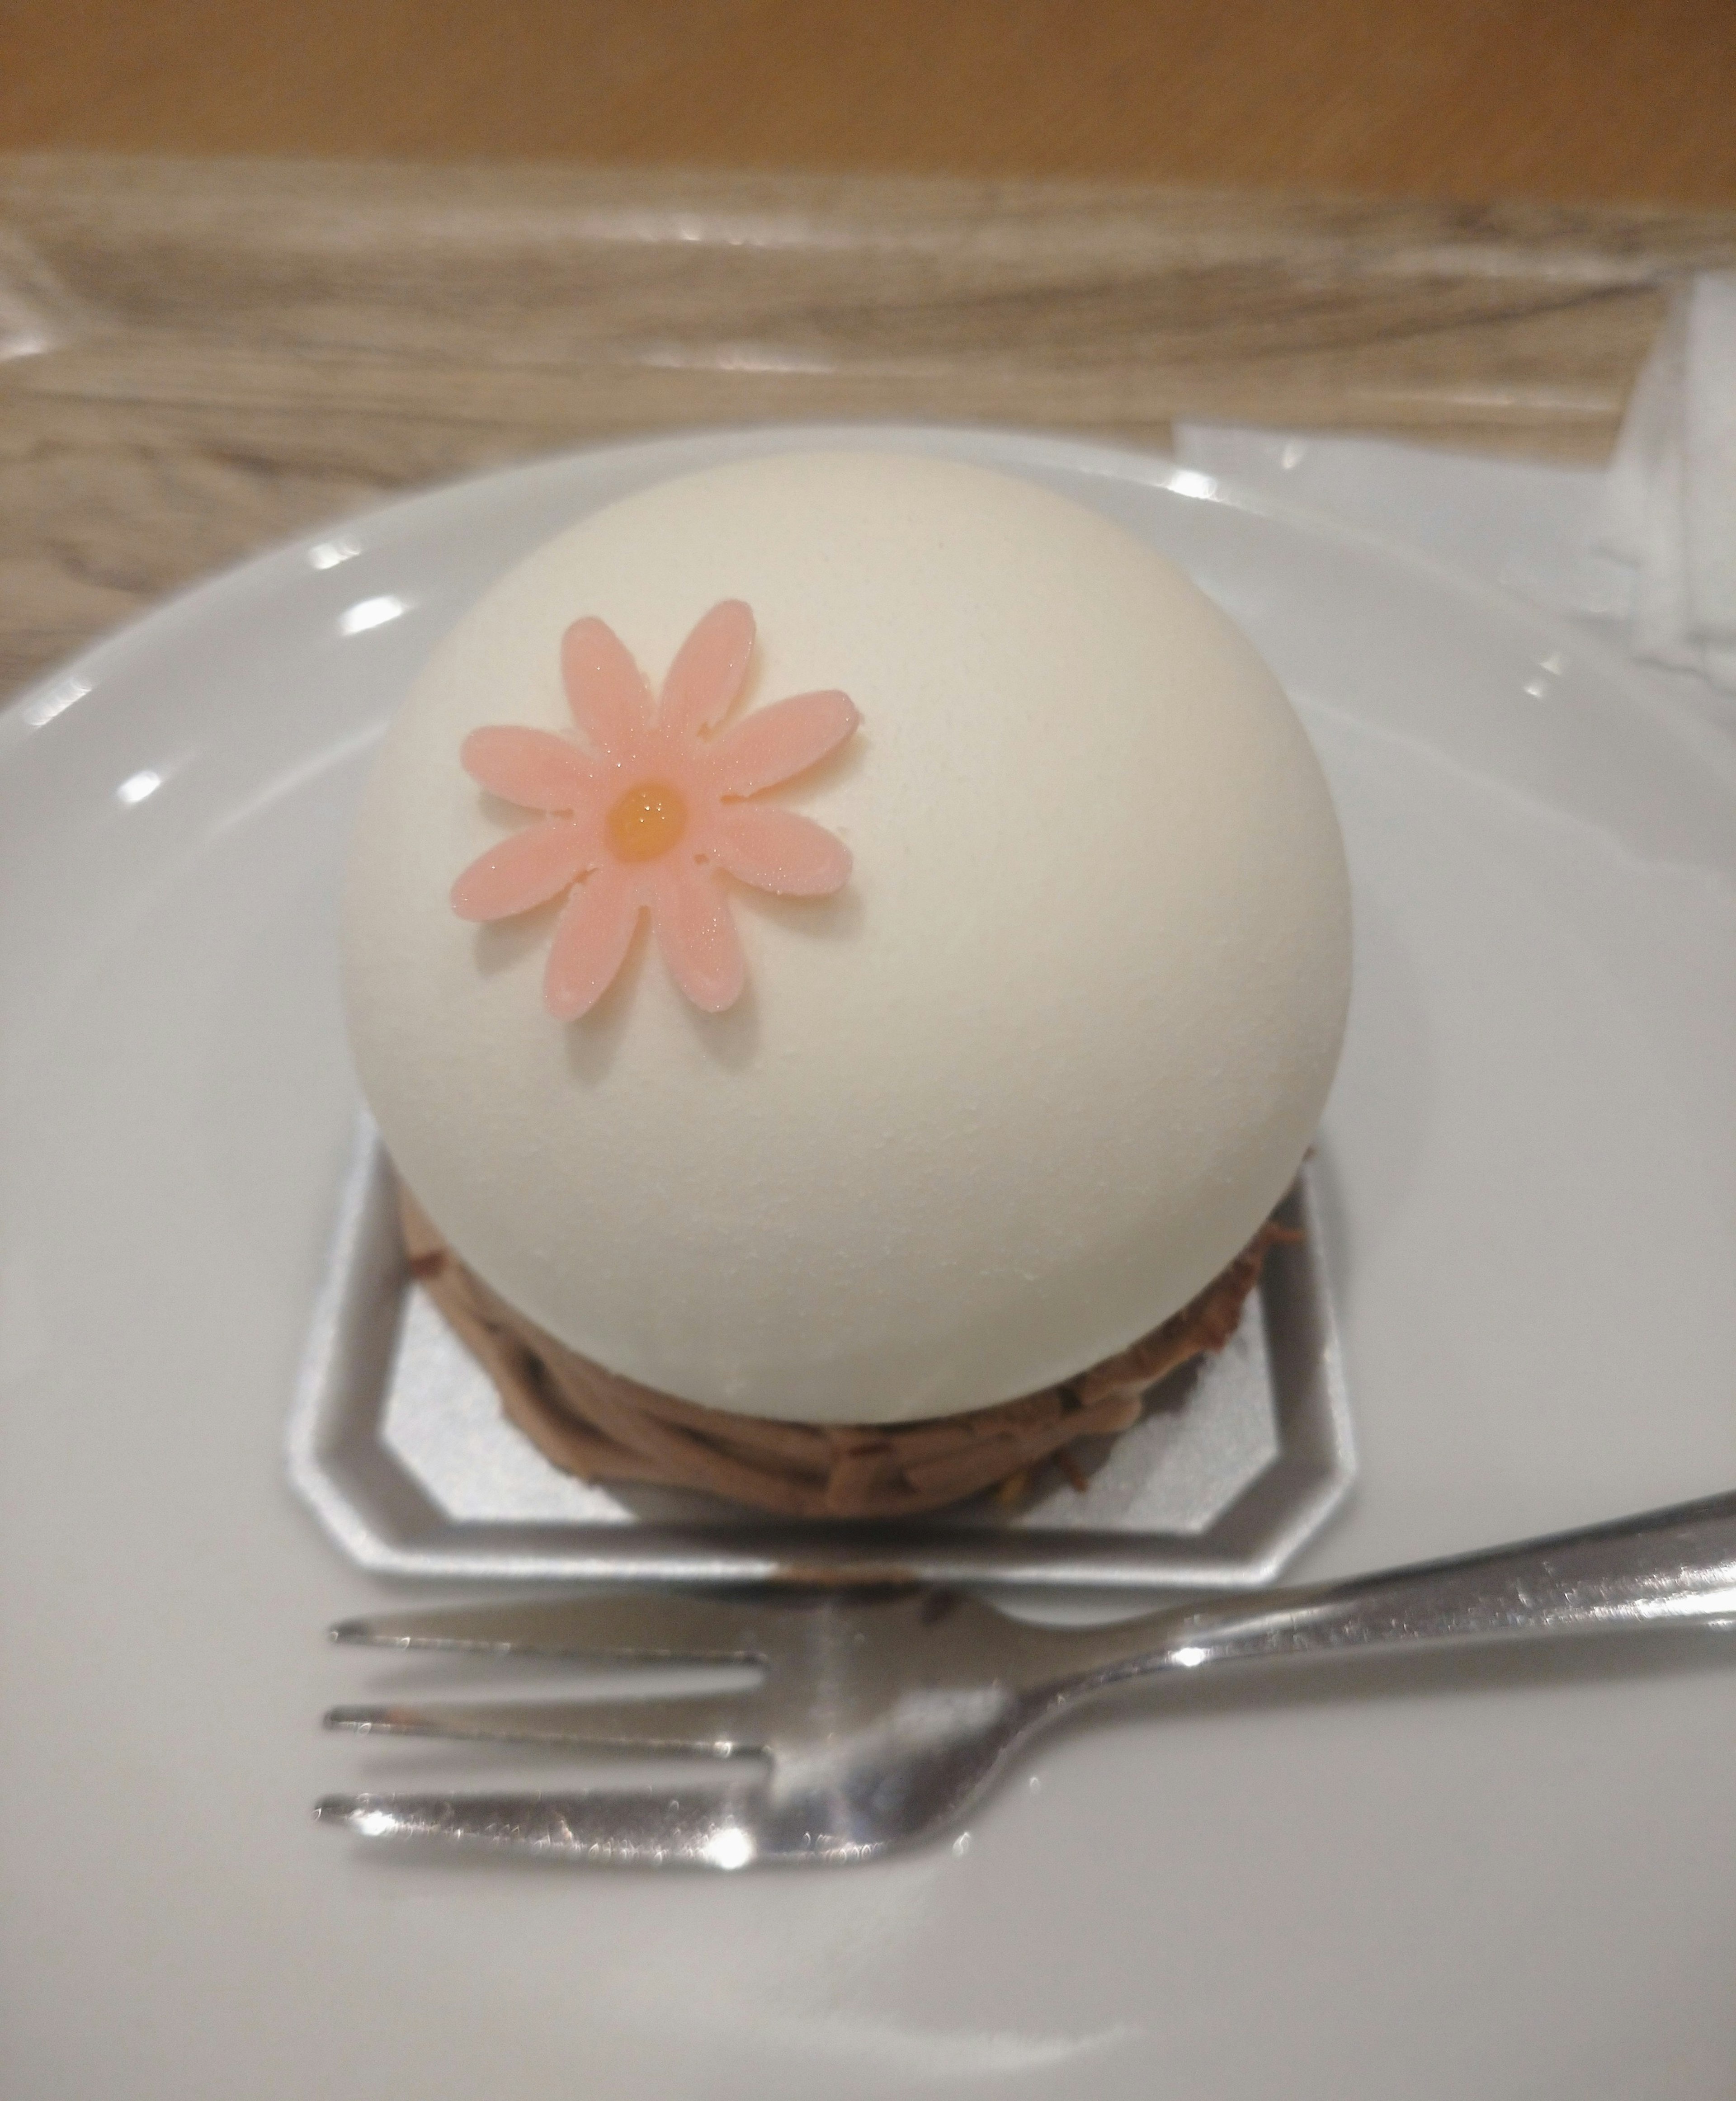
top-left (4, 0), bottom-right (1736, 208)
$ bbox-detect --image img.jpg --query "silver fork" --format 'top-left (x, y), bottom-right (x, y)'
top-left (317, 1489), bottom-right (1736, 1866)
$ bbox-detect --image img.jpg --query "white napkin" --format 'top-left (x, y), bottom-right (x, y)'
top-left (1596, 273), bottom-right (1736, 692)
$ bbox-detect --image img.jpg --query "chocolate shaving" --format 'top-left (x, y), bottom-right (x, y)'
top-left (1054, 1446), bottom-right (1091, 1494)
top-left (398, 1185), bottom-right (1290, 1521)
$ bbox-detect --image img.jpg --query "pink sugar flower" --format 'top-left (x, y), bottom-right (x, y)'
top-left (450, 602), bottom-right (860, 1018)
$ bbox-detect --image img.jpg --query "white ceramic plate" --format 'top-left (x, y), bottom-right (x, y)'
top-left (2, 424), bottom-right (1733, 2100)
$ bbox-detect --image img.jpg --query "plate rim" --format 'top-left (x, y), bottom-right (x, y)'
top-left (8, 417), bottom-right (1734, 793)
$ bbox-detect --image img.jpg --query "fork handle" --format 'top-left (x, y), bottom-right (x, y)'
top-left (1061, 1490), bottom-right (1736, 1695)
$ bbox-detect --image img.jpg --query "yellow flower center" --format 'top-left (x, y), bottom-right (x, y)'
top-left (605, 779), bottom-right (688, 862)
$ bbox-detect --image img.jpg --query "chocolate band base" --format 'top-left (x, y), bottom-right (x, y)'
top-left (399, 1185), bottom-right (1293, 1521)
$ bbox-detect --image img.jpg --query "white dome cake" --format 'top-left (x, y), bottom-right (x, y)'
top-left (343, 449), bottom-right (1351, 1475)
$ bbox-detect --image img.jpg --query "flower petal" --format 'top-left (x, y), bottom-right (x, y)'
top-left (659, 600), bottom-right (755, 739)
top-left (461, 726), bottom-right (606, 812)
top-left (650, 865), bottom-right (746, 1013)
top-left (712, 806), bottom-right (852, 896)
top-left (543, 868), bottom-right (642, 1020)
top-left (450, 819), bottom-right (593, 921)
top-left (561, 617), bottom-right (651, 756)
top-left (710, 690), bottom-right (859, 798)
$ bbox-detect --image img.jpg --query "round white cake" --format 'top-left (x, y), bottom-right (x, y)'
top-left (343, 450), bottom-right (1351, 1424)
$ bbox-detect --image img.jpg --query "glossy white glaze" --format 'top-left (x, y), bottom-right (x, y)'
top-left (343, 452), bottom-right (1350, 1421)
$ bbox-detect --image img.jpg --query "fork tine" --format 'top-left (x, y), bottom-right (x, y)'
top-left (327, 1592), bottom-right (788, 1662)
top-left (323, 1695), bottom-right (763, 1754)
top-left (314, 1789), bottom-right (779, 1866)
